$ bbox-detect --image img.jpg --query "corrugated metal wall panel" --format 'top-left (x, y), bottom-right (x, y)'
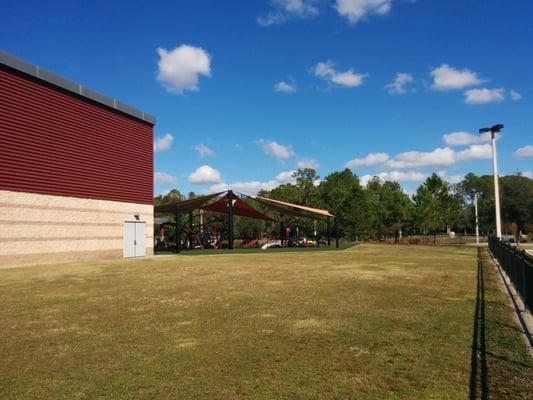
top-left (0, 67), bottom-right (154, 205)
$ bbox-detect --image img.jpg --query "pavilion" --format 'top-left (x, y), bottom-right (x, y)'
top-left (154, 190), bottom-right (339, 252)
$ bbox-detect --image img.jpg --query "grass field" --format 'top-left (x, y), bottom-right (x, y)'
top-left (1, 244), bottom-right (531, 399)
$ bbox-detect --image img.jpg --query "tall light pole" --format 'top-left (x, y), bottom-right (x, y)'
top-left (479, 124), bottom-right (503, 239)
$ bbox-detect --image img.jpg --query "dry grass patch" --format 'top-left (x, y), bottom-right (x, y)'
top-left (0, 244), bottom-right (530, 399)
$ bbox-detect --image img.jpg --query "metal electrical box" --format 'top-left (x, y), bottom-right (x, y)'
top-left (123, 221), bottom-right (146, 258)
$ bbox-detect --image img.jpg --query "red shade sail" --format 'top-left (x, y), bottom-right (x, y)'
top-left (200, 194), bottom-right (274, 221)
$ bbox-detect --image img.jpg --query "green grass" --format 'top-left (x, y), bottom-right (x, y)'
top-left (469, 249), bottom-right (533, 399)
top-left (0, 244), bottom-right (531, 399)
top-left (157, 241), bottom-right (356, 256)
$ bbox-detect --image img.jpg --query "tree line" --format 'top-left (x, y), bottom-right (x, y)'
top-left (155, 168), bottom-right (533, 242)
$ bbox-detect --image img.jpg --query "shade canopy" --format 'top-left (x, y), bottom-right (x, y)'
top-left (154, 190), bottom-right (338, 252)
top-left (154, 192), bottom-right (223, 214)
top-left (154, 190), bottom-right (334, 221)
top-left (253, 195), bottom-right (334, 219)
top-left (154, 191), bottom-right (273, 221)
top-left (200, 193), bottom-right (273, 221)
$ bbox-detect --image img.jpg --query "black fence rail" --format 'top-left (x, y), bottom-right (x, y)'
top-left (488, 237), bottom-right (533, 311)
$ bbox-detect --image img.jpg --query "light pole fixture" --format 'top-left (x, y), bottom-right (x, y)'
top-left (479, 124), bottom-right (503, 239)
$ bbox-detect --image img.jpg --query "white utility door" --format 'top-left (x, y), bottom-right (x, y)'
top-left (124, 222), bottom-right (136, 258)
top-left (123, 221), bottom-right (146, 258)
top-left (135, 222), bottom-right (146, 257)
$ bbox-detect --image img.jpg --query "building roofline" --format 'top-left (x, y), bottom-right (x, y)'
top-left (0, 51), bottom-right (156, 125)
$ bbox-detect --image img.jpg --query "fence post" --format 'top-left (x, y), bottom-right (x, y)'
top-left (175, 205), bottom-right (181, 254)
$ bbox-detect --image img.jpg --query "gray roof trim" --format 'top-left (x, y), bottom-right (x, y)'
top-left (0, 51), bottom-right (155, 125)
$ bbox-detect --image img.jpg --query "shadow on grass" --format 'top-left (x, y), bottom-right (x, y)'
top-left (155, 242), bottom-right (357, 256)
top-left (469, 247), bottom-right (489, 400)
top-left (469, 248), bottom-right (533, 400)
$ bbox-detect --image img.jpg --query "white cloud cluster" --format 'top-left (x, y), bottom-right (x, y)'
top-left (346, 144), bottom-right (492, 171)
top-left (275, 170), bottom-right (298, 183)
top-left (385, 72), bottom-right (414, 94)
top-left (297, 158), bottom-right (319, 169)
top-left (515, 145), bottom-right (533, 158)
top-left (436, 171), bottom-right (465, 185)
top-left (257, 0), bottom-right (319, 26)
top-left (188, 165), bottom-right (222, 184)
top-left (154, 172), bottom-right (176, 185)
top-left (384, 145), bottom-right (492, 169)
top-left (194, 143), bottom-right (214, 158)
top-left (522, 171), bottom-right (533, 179)
top-left (157, 45), bottom-right (211, 94)
top-left (429, 64), bottom-right (520, 105)
top-left (359, 170), bottom-right (467, 187)
top-left (360, 170), bottom-right (426, 186)
top-left (430, 64), bottom-right (482, 91)
top-left (442, 131), bottom-right (491, 146)
top-left (314, 60), bottom-right (367, 88)
top-left (258, 139), bottom-right (295, 160)
top-left (258, 0), bottom-right (400, 26)
top-left (274, 80), bottom-right (297, 93)
top-left (510, 90), bottom-right (522, 101)
top-left (208, 170), bottom-right (297, 195)
top-left (385, 148), bottom-right (456, 169)
top-left (154, 133), bottom-right (173, 152)
top-left (335, 0), bottom-right (392, 24)
top-left (345, 152), bottom-right (389, 169)
top-left (464, 87), bottom-right (505, 105)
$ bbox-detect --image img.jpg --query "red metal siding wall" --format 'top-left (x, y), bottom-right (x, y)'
top-left (0, 67), bottom-right (153, 205)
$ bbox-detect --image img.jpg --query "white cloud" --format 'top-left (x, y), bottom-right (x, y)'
top-left (383, 145), bottom-right (492, 169)
top-left (456, 144), bottom-right (493, 162)
top-left (154, 172), bottom-right (177, 185)
top-left (207, 170), bottom-right (297, 195)
top-left (297, 158), bottom-right (319, 169)
top-left (257, 0), bottom-right (319, 26)
top-left (258, 139), bottom-right (295, 160)
top-left (335, 0), bottom-right (392, 24)
top-left (274, 80), bottom-right (297, 93)
top-left (385, 147), bottom-right (453, 169)
top-left (430, 64), bottom-right (482, 91)
top-left (360, 170), bottom-right (427, 186)
top-left (156, 45), bottom-right (211, 94)
top-left (464, 87), bottom-right (505, 105)
top-left (437, 171), bottom-right (464, 185)
top-left (442, 131), bottom-right (491, 146)
top-left (515, 145), bottom-right (533, 158)
top-left (345, 152), bottom-right (389, 169)
top-left (275, 170), bottom-right (297, 183)
top-left (385, 72), bottom-right (414, 94)
top-left (154, 133), bottom-right (174, 152)
top-left (188, 165), bottom-right (222, 184)
top-left (347, 142), bottom-right (493, 171)
top-left (511, 90), bottom-right (522, 101)
top-left (216, 181), bottom-right (274, 195)
top-left (360, 170), bottom-right (466, 187)
top-left (522, 171), bottom-right (533, 179)
top-left (194, 143), bottom-right (214, 158)
top-left (314, 60), bottom-right (368, 88)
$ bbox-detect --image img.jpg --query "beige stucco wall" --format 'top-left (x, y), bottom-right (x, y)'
top-left (0, 190), bottom-right (153, 268)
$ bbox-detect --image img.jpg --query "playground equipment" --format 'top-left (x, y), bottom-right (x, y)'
top-left (154, 190), bottom-right (339, 254)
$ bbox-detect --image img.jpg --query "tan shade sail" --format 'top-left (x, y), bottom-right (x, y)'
top-left (154, 192), bottom-right (224, 214)
top-left (253, 196), bottom-right (334, 218)
top-left (155, 191), bottom-right (335, 220)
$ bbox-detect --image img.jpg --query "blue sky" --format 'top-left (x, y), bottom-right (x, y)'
top-left (2, 0), bottom-right (532, 196)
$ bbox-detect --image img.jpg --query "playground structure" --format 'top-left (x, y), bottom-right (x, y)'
top-left (154, 191), bottom-right (339, 253)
